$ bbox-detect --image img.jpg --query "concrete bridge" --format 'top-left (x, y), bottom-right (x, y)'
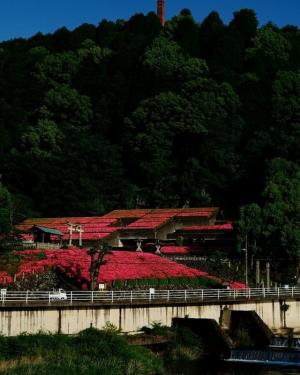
top-left (1, 287), bottom-right (300, 336)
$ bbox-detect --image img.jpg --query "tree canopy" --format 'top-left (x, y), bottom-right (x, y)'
top-left (0, 182), bottom-right (12, 234)
top-left (0, 8), bottom-right (299, 258)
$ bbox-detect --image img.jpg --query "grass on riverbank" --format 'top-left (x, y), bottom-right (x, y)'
top-left (0, 327), bottom-right (164, 375)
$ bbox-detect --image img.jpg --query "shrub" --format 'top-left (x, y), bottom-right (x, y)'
top-left (141, 321), bottom-right (173, 336)
top-left (37, 253), bottom-right (47, 260)
top-left (0, 328), bottom-right (164, 375)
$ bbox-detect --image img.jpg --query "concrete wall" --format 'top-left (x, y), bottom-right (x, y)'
top-left (1, 300), bottom-right (300, 337)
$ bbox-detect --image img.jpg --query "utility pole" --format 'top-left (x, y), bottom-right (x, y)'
top-left (244, 233), bottom-right (248, 287)
top-left (157, 0), bottom-right (165, 26)
top-left (266, 261), bottom-right (271, 289)
top-left (256, 259), bottom-right (260, 286)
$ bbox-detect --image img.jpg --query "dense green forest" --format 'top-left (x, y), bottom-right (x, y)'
top-left (0, 9), bottom-right (299, 257)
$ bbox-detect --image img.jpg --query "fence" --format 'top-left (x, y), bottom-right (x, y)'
top-left (0, 286), bottom-right (299, 306)
top-left (22, 242), bottom-right (61, 250)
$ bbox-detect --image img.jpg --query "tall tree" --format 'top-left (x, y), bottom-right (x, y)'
top-left (246, 25), bottom-right (291, 78)
top-left (262, 158), bottom-right (300, 259)
top-left (171, 9), bottom-right (200, 56)
top-left (199, 11), bottom-right (224, 59)
top-left (88, 243), bottom-right (111, 291)
top-left (271, 70), bottom-right (300, 161)
top-left (125, 91), bottom-right (207, 206)
top-left (0, 182), bottom-right (12, 234)
top-left (229, 9), bottom-right (258, 46)
top-left (237, 203), bottom-right (263, 256)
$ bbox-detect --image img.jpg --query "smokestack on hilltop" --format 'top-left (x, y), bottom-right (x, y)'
top-left (157, 0), bottom-right (165, 26)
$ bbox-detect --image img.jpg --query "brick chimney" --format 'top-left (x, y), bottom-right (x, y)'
top-left (157, 0), bottom-right (165, 26)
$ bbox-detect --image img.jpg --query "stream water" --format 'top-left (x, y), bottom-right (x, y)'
top-left (229, 349), bottom-right (300, 363)
top-left (169, 336), bottom-right (300, 374)
top-left (170, 361), bottom-right (300, 374)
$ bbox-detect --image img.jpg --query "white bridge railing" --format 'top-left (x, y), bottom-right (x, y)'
top-left (0, 286), bottom-right (299, 306)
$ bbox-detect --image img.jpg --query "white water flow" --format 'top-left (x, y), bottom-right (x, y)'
top-left (229, 349), bottom-right (300, 365)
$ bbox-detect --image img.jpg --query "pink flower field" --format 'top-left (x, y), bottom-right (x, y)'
top-left (0, 248), bottom-right (247, 289)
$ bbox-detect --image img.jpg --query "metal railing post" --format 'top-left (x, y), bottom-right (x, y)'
top-left (167, 290), bottom-right (170, 302)
top-left (202, 289), bottom-right (204, 301)
top-left (263, 288), bottom-right (266, 298)
top-left (91, 291), bottom-right (94, 303)
top-left (26, 290), bottom-right (28, 304)
top-left (2, 289), bottom-right (8, 304)
top-left (111, 291), bottom-right (114, 304)
top-left (131, 291), bottom-right (133, 303)
top-left (277, 287), bottom-right (280, 298)
top-left (70, 291), bottom-right (73, 305)
top-left (218, 290), bottom-right (220, 300)
top-left (292, 287), bottom-right (294, 298)
top-left (185, 290), bottom-right (187, 301)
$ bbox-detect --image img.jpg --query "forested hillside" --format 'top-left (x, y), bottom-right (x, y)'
top-left (0, 9), bottom-right (299, 256)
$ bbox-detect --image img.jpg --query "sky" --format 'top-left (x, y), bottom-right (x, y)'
top-left (0, 0), bottom-right (300, 42)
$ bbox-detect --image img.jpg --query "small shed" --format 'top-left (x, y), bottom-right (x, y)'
top-left (31, 225), bottom-right (63, 244)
